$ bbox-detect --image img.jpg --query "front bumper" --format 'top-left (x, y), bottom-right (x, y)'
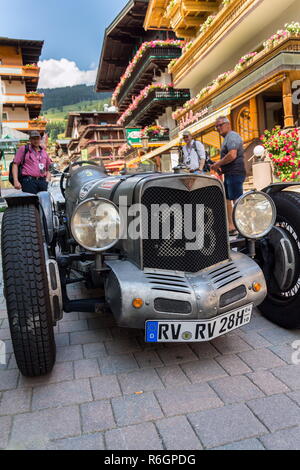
top-left (105, 251), bottom-right (267, 329)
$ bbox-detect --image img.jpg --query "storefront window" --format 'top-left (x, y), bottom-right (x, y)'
top-left (237, 107), bottom-right (253, 143)
top-left (264, 96), bottom-right (284, 130)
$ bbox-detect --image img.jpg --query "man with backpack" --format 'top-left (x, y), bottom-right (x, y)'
top-left (12, 131), bottom-right (52, 194)
top-left (182, 131), bottom-right (206, 173)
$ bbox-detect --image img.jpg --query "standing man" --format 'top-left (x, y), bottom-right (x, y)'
top-left (211, 116), bottom-right (246, 235)
top-left (12, 131), bottom-right (52, 194)
top-left (182, 131), bottom-right (206, 173)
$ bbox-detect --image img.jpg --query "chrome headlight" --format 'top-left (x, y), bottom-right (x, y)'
top-left (233, 191), bottom-right (276, 239)
top-left (71, 198), bottom-right (121, 252)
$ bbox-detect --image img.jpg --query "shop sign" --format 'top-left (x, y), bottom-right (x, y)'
top-left (126, 129), bottom-right (142, 145)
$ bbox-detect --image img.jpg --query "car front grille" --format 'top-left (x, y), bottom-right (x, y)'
top-left (141, 185), bottom-right (229, 273)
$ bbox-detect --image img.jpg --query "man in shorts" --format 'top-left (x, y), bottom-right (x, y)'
top-left (211, 116), bottom-right (246, 235)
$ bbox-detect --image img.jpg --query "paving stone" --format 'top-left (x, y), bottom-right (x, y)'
top-left (156, 365), bottom-right (190, 388)
top-left (56, 345), bottom-right (83, 362)
top-left (99, 354), bottom-right (139, 375)
top-left (260, 427), bottom-right (300, 450)
top-left (0, 319), bottom-right (9, 329)
top-left (134, 351), bottom-right (163, 369)
top-left (259, 328), bottom-right (300, 346)
top-left (237, 331), bottom-right (272, 349)
top-left (81, 400), bottom-right (115, 433)
top-left (60, 312), bottom-right (79, 322)
top-left (47, 433), bottom-right (105, 450)
top-left (189, 342), bottom-right (220, 359)
top-left (181, 359), bottom-right (227, 384)
top-left (70, 329), bottom-right (112, 345)
top-left (9, 406), bottom-right (81, 450)
top-left (0, 328), bottom-right (10, 340)
top-left (288, 391), bottom-right (300, 406)
top-left (112, 392), bottom-right (163, 426)
top-left (19, 361), bottom-right (74, 388)
top-left (188, 404), bottom-right (267, 449)
top-left (155, 383), bottom-right (222, 416)
top-left (59, 320), bottom-right (89, 334)
top-left (105, 338), bottom-right (142, 356)
top-left (247, 371), bottom-right (290, 395)
top-left (106, 422), bottom-right (163, 450)
top-left (156, 416), bottom-right (202, 450)
top-left (214, 438), bottom-right (265, 450)
top-left (247, 395), bottom-right (300, 432)
top-left (269, 344), bottom-right (296, 364)
top-left (240, 314), bottom-right (273, 332)
top-left (0, 388), bottom-right (31, 415)
top-left (111, 326), bottom-right (141, 339)
top-left (0, 369), bottom-right (19, 390)
top-left (209, 375), bottom-right (264, 404)
top-left (32, 379), bottom-right (92, 410)
top-left (215, 354), bottom-right (251, 376)
top-left (238, 348), bottom-right (285, 371)
top-left (83, 342), bottom-right (107, 359)
top-left (118, 369), bottom-right (164, 395)
top-left (87, 316), bottom-right (116, 330)
top-left (0, 416), bottom-right (12, 449)
top-left (54, 333), bottom-right (70, 348)
top-left (74, 359), bottom-right (100, 379)
top-left (271, 365), bottom-right (300, 390)
top-left (212, 333), bottom-right (252, 355)
top-left (7, 354), bottom-right (17, 370)
top-left (158, 345), bottom-right (198, 365)
top-left (90, 375), bottom-right (121, 400)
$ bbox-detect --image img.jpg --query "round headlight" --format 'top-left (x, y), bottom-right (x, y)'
top-left (233, 191), bottom-right (276, 239)
top-left (71, 198), bottom-right (121, 252)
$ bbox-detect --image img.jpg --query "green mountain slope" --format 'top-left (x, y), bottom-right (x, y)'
top-left (39, 84), bottom-right (111, 111)
top-left (39, 85), bottom-right (112, 140)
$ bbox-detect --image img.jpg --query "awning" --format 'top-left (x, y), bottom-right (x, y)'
top-left (105, 160), bottom-right (125, 169)
top-left (141, 104), bottom-right (231, 162)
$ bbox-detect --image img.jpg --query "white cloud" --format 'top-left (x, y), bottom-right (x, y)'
top-left (38, 58), bottom-right (97, 89)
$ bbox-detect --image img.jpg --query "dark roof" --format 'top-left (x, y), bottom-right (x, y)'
top-left (0, 37), bottom-right (44, 65)
top-left (95, 0), bottom-right (150, 92)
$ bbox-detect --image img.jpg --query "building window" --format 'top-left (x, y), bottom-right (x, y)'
top-left (1, 82), bottom-right (5, 95)
top-left (2, 112), bottom-right (8, 121)
top-left (237, 107), bottom-right (253, 143)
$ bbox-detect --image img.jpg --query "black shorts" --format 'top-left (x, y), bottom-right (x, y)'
top-left (224, 174), bottom-right (245, 201)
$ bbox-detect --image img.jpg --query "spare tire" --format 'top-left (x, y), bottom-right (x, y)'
top-left (259, 190), bottom-right (300, 329)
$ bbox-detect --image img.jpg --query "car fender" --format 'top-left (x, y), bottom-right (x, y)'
top-left (262, 182), bottom-right (300, 195)
top-left (5, 191), bottom-right (55, 244)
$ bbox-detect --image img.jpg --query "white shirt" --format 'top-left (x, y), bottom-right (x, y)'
top-left (183, 140), bottom-right (206, 170)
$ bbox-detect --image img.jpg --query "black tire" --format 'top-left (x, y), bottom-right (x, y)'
top-left (259, 191), bottom-right (300, 329)
top-left (1, 204), bottom-right (56, 376)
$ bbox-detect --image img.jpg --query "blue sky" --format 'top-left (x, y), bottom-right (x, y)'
top-left (0, 0), bottom-right (129, 87)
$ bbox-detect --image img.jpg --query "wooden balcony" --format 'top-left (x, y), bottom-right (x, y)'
top-left (117, 45), bottom-right (183, 110)
top-left (146, 0), bottom-right (220, 38)
top-left (4, 120), bottom-right (47, 132)
top-left (2, 93), bottom-right (43, 106)
top-left (173, 36), bottom-right (300, 127)
top-left (169, 0), bottom-right (297, 88)
top-left (0, 64), bottom-right (40, 79)
top-left (122, 88), bottom-right (190, 127)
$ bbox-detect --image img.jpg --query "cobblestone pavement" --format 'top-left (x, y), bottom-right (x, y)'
top-left (1, 216), bottom-right (300, 450)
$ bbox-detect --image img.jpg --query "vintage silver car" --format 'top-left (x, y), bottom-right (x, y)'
top-left (2, 160), bottom-right (300, 376)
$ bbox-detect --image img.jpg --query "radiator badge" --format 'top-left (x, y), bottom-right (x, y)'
top-left (182, 177), bottom-right (196, 191)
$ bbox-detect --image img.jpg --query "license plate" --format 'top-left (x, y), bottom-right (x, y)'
top-left (145, 304), bottom-right (253, 343)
